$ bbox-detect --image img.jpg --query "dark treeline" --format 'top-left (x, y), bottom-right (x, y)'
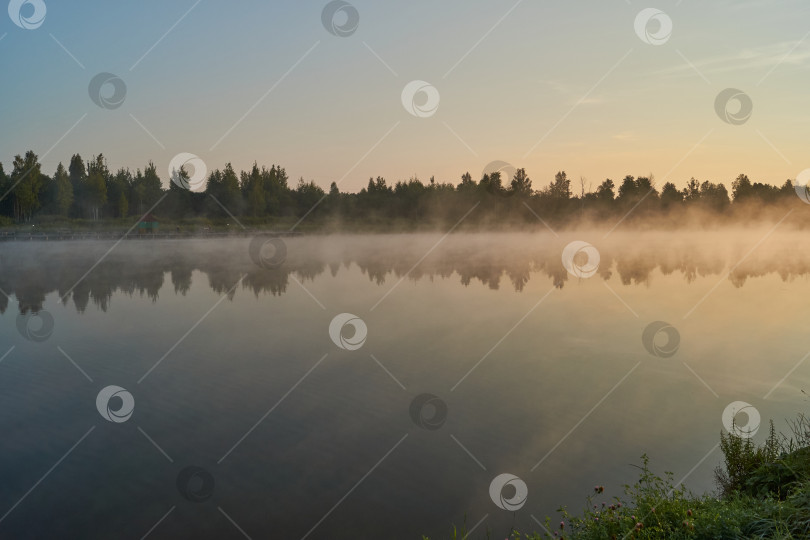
top-left (3, 235), bottom-right (807, 314)
top-left (0, 150), bottom-right (802, 228)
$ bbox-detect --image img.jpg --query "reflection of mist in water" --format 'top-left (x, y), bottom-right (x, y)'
top-left (0, 230), bottom-right (808, 539)
top-left (1, 230), bottom-right (809, 313)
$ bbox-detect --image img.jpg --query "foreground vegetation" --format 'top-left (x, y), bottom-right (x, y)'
top-left (429, 410), bottom-right (810, 539)
top-left (1, 150), bottom-right (808, 232)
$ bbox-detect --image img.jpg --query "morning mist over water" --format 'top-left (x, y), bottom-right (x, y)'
top-left (5, 230), bottom-right (810, 312)
top-left (2, 231), bottom-right (809, 538)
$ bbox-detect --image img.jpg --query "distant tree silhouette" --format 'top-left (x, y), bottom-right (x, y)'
top-left (242, 163), bottom-right (265, 217)
top-left (696, 180), bottom-right (730, 212)
top-left (732, 174), bottom-right (753, 201)
top-left (595, 179), bottom-right (615, 202)
top-left (457, 172), bottom-right (475, 193)
top-left (510, 168), bottom-right (532, 197)
top-left (547, 170), bottom-right (571, 200)
top-left (0, 149), bottom-right (804, 228)
top-left (0, 163), bottom-right (10, 218)
top-left (68, 154), bottom-right (86, 218)
top-left (10, 151), bottom-right (43, 222)
top-left (52, 163), bottom-right (73, 216)
top-left (660, 182), bottom-right (683, 208)
top-left (85, 155), bottom-right (108, 220)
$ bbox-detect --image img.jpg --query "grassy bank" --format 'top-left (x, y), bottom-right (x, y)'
top-left (428, 412), bottom-right (810, 539)
top-left (0, 215), bottom-right (483, 235)
top-left (0, 215), bottom-right (312, 234)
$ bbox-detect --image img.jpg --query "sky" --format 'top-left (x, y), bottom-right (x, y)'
top-left (2, 0), bottom-right (809, 193)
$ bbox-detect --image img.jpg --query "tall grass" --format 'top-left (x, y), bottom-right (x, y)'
top-left (427, 409), bottom-right (810, 539)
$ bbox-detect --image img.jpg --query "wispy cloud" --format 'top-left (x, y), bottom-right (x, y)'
top-left (718, 0), bottom-right (808, 11)
top-left (579, 96), bottom-right (606, 105)
top-left (539, 80), bottom-right (608, 106)
top-left (612, 132), bottom-right (637, 142)
top-left (540, 78), bottom-right (575, 95)
top-left (657, 40), bottom-right (810, 78)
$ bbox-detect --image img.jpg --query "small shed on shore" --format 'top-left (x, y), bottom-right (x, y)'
top-left (138, 214), bottom-right (159, 234)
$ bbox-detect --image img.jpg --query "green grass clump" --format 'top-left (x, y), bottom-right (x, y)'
top-left (427, 411), bottom-right (810, 539)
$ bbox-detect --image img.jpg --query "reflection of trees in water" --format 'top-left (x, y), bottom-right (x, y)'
top-left (172, 266), bottom-right (192, 295)
top-left (0, 236), bottom-right (808, 314)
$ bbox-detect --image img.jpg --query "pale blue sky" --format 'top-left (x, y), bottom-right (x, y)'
top-left (2, 0), bottom-right (809, 191)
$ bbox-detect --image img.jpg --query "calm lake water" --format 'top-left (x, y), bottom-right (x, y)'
top-left (0, 232), bottom-right (808, 539)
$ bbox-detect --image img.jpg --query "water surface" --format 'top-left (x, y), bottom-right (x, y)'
top-left (0, 231), bottom-right (807, 539)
